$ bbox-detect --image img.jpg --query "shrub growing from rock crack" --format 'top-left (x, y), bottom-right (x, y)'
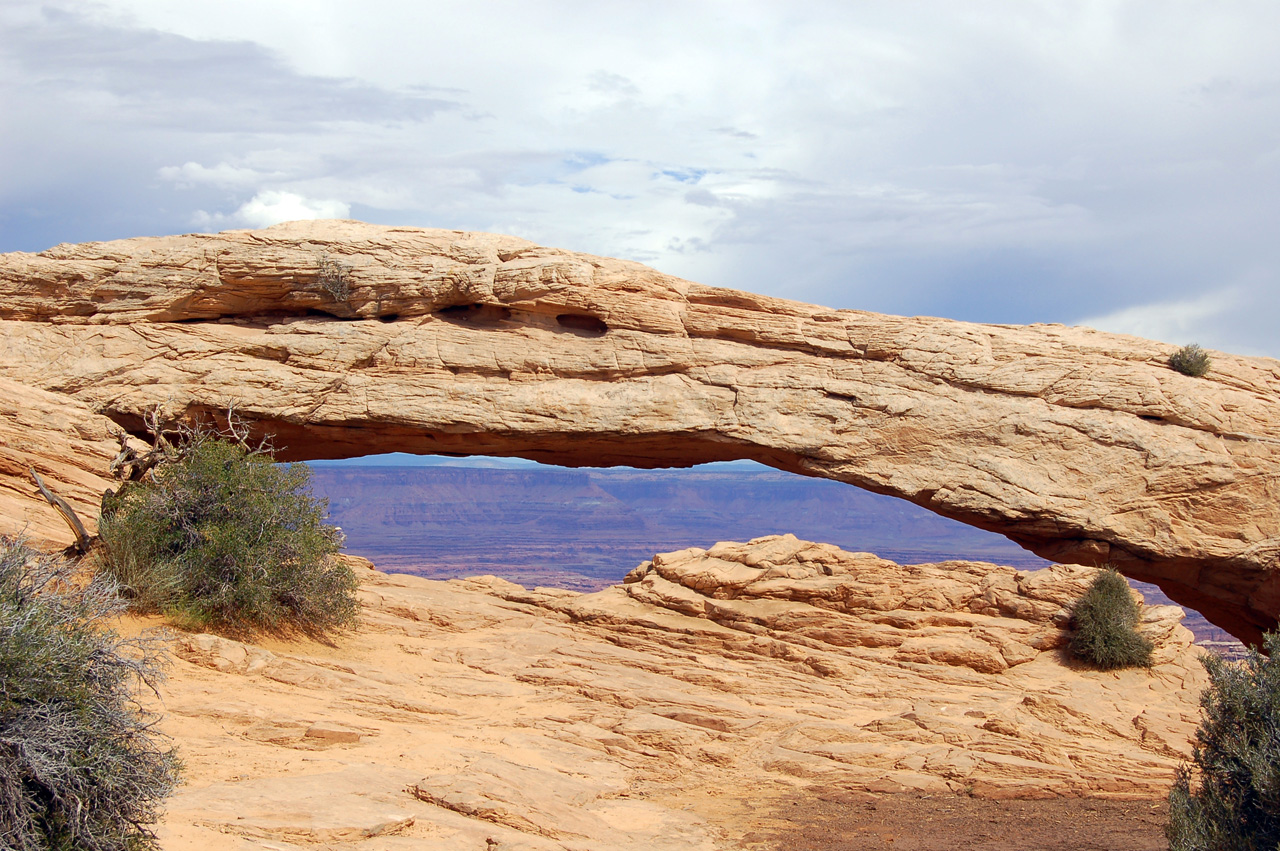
top-left (316, 253), bottom-right (351, 303)
top-left (99, 431), bottom-right (356, 637)
top-left (0, 537), bottom-right (179, 851)
top-left (1166, 630), bottom-right (1280, 850)
top-left (1068, 566), bottom-right (1153, 669)
top-left (1169, 343), bottom-right (1211, 377)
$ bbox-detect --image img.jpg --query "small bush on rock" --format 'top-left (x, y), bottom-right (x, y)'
top-left (99, 430), bottom-right (356, 637)
top-left (1170, 343), bottom-right (1212, 377)
top-left (1167, 631), bottom-right (1280, 850)
top-left (0, 537), bottom-right (179, 851)
top-left (316, 253), bottom-right (351, 303)
top-left (1068, 566), bottom-right (1153, 669)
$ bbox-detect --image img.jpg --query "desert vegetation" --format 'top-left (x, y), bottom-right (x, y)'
top-left (316, 253), bottom-right (352, 303)
top-left (1169, 343), bottom-right (1212, 377)
top-left (0, 537), bottom-right (179, 851)
top-left (98, 420), bottom-right (357, 637)
top-left (1166, 630), bottom-right (1280, 849)
top-left (1068, 566), bottom-right (1153, 669)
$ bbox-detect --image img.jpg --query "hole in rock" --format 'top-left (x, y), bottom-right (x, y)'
top-left (437, 303), bottom-right (512, 325)
top-left (555, 313), bottom-right (608, 336)
top-left (304, 452), bottom-right (1241, 656)
top-left (305, 453), bottom-right (1056, 591)
top-left (302, 307), bottom-right (359, 320)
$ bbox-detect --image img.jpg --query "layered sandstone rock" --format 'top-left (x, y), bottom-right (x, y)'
top-left (0, 377), bottom-right (138, 546)
top-left (613, 535), bottom-right (1189, 675)
top-left (0, 221), bottom-right (1277, 640)
top-left (150, 543), bottom-right (1206, 850)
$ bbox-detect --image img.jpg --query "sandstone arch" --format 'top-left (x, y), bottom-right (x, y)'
top-left (1, 221), bottom-right (1277, 643)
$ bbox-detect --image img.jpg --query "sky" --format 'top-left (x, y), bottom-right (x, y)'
top-left (3, 1), bottom-right (1279, 357)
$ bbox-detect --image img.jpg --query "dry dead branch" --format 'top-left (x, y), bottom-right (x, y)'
top-left (28, 467), bottom-right (91, 552)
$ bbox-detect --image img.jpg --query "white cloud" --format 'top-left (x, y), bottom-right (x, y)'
top-left (234, 191), bottom-right (350, 227)
top-left (194, 191), bottom-right (350, 230)
top-left (158, 161), bottom-right (270, 189)
top-left (1078, 289), bottom-right (1240, 347)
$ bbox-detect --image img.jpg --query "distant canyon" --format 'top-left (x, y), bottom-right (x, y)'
top-left (307, 460), bottom-right (1242, 653)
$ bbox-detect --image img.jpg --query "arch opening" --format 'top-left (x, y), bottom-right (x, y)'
top-left (304, 451), bottom-right (1243, 657)
top-left (99, 400), bottom-right (1271, 650)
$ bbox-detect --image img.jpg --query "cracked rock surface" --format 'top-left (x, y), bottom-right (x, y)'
top-left (149, 544), bottom-right (1205, 850)
top-left (1, 219), bottom-right (1277, 640)
top-left (2, 218), bottom-right (1280, 637)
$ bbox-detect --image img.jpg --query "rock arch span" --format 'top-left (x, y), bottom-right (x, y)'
top-left (1, 221), bottom-right (1278, 643)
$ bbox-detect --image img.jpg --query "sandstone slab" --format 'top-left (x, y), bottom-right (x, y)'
top-left (145, 544), bottom-right (1208, 850)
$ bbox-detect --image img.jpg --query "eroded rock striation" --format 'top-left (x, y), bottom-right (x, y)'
top-left (0, 377), bottom-right (136, 545)
top-left (616, 535), bottom-right (1186, 675)
top-left (152, 541), bottom-right (1206, 849)
top-left (1, 220), bottom-right (1278, 640)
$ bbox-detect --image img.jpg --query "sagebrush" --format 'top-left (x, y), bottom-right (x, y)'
top-left (1068, 566), bottom-right (1153, 669)
top-left (316, 254), bottom-right (351, 303)
top-left (99, 430), bottom-right (357, 637)
top-left (1167, 630), bottom-right (1280, 850)
top-left (0, 537), bottom-right (179, 851)
top-left (1169, 343), bottom-right (1211, 377)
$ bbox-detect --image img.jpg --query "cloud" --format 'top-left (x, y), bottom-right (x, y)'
top-left (1079, 290), bottom-right (1240, 347)
top-left (587, 71), bottom-right (640, 100)
top-left (158, 161), bottom-right (271, 189)
top-left (1, 5), bottom-right (459, 133)
top-left (195, 191), bottom-right (350, 229)
top-left (2, 1), bottom-right (1279, 356)
top-left (712, 127), bottom-right (759, 140)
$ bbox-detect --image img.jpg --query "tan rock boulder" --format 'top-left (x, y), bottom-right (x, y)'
top-left (611, 534), bottom-right (1181, 673)
top-left (1, 220), bottom-right (1277, 641)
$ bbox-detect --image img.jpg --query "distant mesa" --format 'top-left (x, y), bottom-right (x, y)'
top-left (304, 460), bottom-right (1055, 588)
top-left (0, 220), bottom-right (1277, 643)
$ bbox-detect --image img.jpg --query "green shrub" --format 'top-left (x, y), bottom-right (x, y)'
top-left (0, 537), bottom-right (179, 851)
top-left (99, 434), bottom-right (357, 637)
top-left (1068, 566), bottom-right (1153, 669)
top-left (1170, 343), bottom-right (1212, 377)
top-left (1167, 631), bottom-right (1280, 850)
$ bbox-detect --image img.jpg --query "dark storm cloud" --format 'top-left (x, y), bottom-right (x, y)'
top-left (0, 3), bottom-right (465, 250)
top-left (3, 6), bottom-right (458, 133)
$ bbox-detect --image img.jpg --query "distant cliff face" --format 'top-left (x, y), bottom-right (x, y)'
top-left (307, 464), bottom-right (1051, 589)
top-left (308, 463), bottom-right (1241, 651)
top-left (1, 220), bottom-right (1277, 641)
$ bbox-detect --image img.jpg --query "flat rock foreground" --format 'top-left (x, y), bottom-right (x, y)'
top-left (0, 222), bottom-right (1278, 642)
top-left (148, 536), bottom-right (1206, 850)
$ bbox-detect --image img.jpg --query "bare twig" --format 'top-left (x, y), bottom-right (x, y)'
top-left (108, 409), bottom-right (178, 482)
top-left (216, 401), bottom-right (274, 456)
top-left (108, 404), bottom-right (273, 485)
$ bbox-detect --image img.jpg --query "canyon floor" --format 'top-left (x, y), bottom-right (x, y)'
top-left (139, 536), bottom-right (1206, 850)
